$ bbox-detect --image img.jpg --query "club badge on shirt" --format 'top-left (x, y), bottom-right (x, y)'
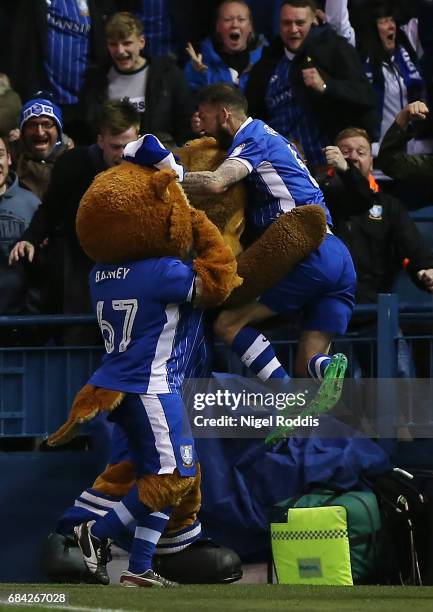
top-left (180, 444), bottom-right (194, 467)
top-left (368, 204), bottom-right (383, 220)
top-left (230, 143), bottom-right (246, 157)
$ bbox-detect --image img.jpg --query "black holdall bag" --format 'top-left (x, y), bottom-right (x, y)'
top-left (362, 467), bottom-right (433, 585)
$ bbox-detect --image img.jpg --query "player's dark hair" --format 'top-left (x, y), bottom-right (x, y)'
top-left (97, 99), bottom-right (141, 135)
top-left (196, 83), bottom-right (248, 114)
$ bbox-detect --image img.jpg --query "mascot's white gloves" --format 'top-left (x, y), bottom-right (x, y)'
top-left (123, 134), bottom-right (185, 181)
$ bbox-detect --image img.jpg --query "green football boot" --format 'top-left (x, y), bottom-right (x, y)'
top-left (265, 353), bottom-right (348, 445)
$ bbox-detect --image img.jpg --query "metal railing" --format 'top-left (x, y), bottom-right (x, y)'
top-left (0, 295), bottom-right (432, 438)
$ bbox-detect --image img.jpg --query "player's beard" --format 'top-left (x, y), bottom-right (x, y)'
top-left (214, 125), bottom-right (233, 151)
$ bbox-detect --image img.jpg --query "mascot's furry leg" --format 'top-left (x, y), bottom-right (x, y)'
top-left (62, 393), bottom-right (199, 587)
top-left (47, 381), bottom-right (242, 584)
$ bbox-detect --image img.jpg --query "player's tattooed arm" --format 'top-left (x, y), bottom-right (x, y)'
top-left (182, 159), bottom-right (249, 196)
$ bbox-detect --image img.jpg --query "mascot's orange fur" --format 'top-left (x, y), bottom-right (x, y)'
top-left (48, 137), bottom-right (326, 536)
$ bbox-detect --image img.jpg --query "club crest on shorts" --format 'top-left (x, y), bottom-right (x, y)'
top-left (368, 204), bottom-right (382, 220)
top-left (180, 444), bottom-right (193, 467)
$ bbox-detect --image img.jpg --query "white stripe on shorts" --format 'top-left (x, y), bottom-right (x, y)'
top-left (139, 394), bottom-right (178, 475)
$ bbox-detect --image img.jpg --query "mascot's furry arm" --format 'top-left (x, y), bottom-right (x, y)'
top-left (191, 207), bottom-right (242, 308)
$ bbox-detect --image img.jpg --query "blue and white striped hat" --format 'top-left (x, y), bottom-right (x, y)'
top-left (123, 134), bottom-right (185, 181)
top-left (20, 94), bottom-right (63, 136)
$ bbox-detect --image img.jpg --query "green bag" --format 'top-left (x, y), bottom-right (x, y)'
top-left (271, 489), bottom-right (381, 585)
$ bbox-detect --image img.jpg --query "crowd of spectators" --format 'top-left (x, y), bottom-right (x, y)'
top-left (0, 0), bottom-right (432, 357)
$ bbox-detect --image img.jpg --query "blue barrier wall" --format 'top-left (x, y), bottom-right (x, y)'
top-left (0, 347), bottom-right (103, 437)
top-left (0, 443), bottom-right (109, 582)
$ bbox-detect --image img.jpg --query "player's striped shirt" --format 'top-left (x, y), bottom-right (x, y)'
top-left (88, 258), bottom-right (203, 394)
top-left (227, 117), bottom-right (332, 232)
top-left (45, 0), bottom-right (91, 105)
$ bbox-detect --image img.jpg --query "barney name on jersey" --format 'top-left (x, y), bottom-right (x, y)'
top-left (95, 267), bottom-right (131, 283)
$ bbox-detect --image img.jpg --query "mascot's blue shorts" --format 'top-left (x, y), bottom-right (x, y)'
top-left (108, 392), bottom-right (197, 478)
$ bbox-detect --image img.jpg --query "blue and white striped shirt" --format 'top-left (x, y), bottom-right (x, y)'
top-left (44, 0), bottom-right (91, 105)
top-left (88, 258), bottom-right (203, 394)
top-left (134, 0), bottom-right (175, 57)
top-left (227, 117), bottom-right (331, 232)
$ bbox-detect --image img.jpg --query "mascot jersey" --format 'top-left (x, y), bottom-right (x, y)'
top-left (227, 117), bottom-right (332, 232)
top-left (88, 257), bottom-right (203, 395)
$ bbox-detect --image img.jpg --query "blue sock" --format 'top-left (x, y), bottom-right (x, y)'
top-left (231, 327), bottom-right (289, 380)
top-left (91, 485), bottom-right (143, 541)
top-left (307, 353), bottom-right (331, 381)
top-left (128, 507), bottom-right (171, 574)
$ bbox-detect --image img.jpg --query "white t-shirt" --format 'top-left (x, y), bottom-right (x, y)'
top-left (107, 64), bottom-right (149, 113)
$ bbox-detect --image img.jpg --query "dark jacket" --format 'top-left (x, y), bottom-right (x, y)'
top-left (245, 25), bottom-right (378, 141)
top-left (22, 145), bottom-right (105, 254)
top-left (320, 164), bottom-right (433, 305)
top-left (6, 0), bottom-right (115, 102)
top-left (376, 121), bottom-right (433, 182)
top-left (11, 141), bottom-right (69, 201)
top-left (0, 173), bottom-right (41, 315)
top-left (358, 26), bottom-right (426, 142)
top-left (21, 145), bottom-right (107, 315)
top-left (80, 56), bottom-right (195, 147)
top-left (0, 87), bottom-right (22, 134)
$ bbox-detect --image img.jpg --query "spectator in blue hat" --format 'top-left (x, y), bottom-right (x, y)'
top-left (19, 96), bottom-right (63, 158)
top-left (10, 93), bottom-right (69, 199)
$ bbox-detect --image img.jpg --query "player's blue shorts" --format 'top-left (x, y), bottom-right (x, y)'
top-left (107, 393), bottom-right (196, 478)
top-left (259, 233), bottom-right (356, 334)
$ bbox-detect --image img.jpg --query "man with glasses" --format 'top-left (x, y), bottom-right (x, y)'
top-left (11, 93), bottom-right (69, 199)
